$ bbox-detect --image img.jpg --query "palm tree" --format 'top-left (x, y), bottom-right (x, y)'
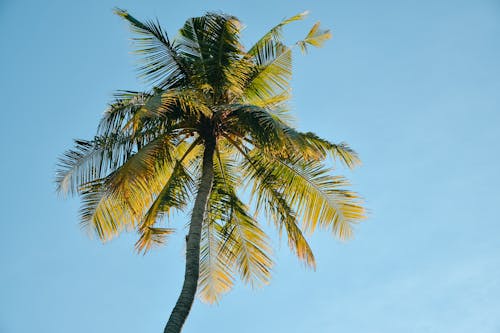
top-left (56, 9), bottom-right (365, 333)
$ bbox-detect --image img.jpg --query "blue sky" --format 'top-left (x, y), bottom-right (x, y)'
top-left (1, 0), bottom-right (499, 332)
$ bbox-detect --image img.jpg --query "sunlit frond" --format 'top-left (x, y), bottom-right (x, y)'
top-left (76, 135), bottom-right (186, 241)
top-left (135, 140), bottom-right (200, 254)
top-left (247, 11), bottom-right (308, 56)
top-left (242, 149), bottom-right (365, 239)
top-left (198, 145), bottom-right (273, 303)
top-left (79, 177), bottom-right (124, 240)
top-left (198, 211), bottom-right (234, 304)
top-left (215, 147), bottom-right (273, 286)
top-left (297, 22), bottom-right (332, 53)
top-left (254, 184), bottom-right (315, 268)
top-left (299, 131), bottom-right (361, 168)
top-left (219, 195), bottom-right (273, 286)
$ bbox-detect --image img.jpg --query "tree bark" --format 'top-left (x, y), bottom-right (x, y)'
top-left (164, 139), bottom-right (215, 333)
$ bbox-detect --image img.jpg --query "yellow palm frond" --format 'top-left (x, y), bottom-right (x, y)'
top-left (198, 214), bottom-right (234, 303)
top-left (297, 22), bottom-right (332, 53)
top-left (243, 149), bottom-right (365, 239)
top-left (135, 140), bottom-right (200, 254)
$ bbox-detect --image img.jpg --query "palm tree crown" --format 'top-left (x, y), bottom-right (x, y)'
top-left (56, 9), bottom-right (365, 332)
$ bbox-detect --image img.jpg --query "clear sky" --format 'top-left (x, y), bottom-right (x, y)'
top-left (1, 0), bottom-right (499, 332)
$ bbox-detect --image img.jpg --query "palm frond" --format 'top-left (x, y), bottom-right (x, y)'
top-left (255, 184), bottom-right (315, 268)
top-left (214, 146), bottom-right (272, 286)
top-left (219, 195), bottom-right (273, 287)
top-left (198, 145), bottom-right (272, 303)
top-left (79, 176), bottom-right (133, 240)
top-left (224, 104), bottom-right (288, 150)
top-left (198, 210), bottom-right (234, 303)
top-left (115, 8), bottom-right (190, 87)
top-left (135, 140), bottom-right (200, 254)
top-left (135, 227), bottom-right (176, 254)
top-left (243, 42), bottom-right (292, 106)
top-left (56, 135), bottom-right (134, 196)
top-left (178, 13), bottom-right (246, 98)
top-left (299, 132), bottom-right (361, 168)
top-left (247, 11), bottom-right (308, 56)
top-left (77, 135), bottom-right (185, 241)
top-left (242, 149), bottom-right (365, 239)
top-left (197, 145), bottom-right (238, 303)
top-left (98, 90), bottom-right (149, 136)
top-left (297, 22), bottom-right (332, 53)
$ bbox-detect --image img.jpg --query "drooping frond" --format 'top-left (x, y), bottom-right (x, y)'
top-left (198, 208), bottom-right (234, 304)
top-left (224, 139), bottom-right (315, 267)
top-left (135, 140), bottom-right (200, 254)
top-left (135, 163), bottom-right (194, 253)
top-left (79, 176), bottom-right (125, 240)
top-left (219, 194), bottom-right (273, 287)
top-left (104, 134), bottom-right (176, 198)
top-left (254, 182), bottom-right (315, 268)
top-left (77, 134), bottom-right (187, 241)
top-left (299, 132), bottom-right (361, 168)
top-left (56, 135), bottom-right (134, 196)
top-left (198, 143), bottom-right (272, 303)
top-left (135, 227), bottom-right (176, 255)
top-left (214, 145), bottom-right (273, 287)
top-left (242, 149), bottom-right (365, 239)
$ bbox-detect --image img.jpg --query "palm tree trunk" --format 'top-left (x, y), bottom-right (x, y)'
top-left (164, 139), bottom-right (215, 333)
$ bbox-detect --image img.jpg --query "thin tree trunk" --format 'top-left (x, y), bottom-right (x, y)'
top-left (164, 139), bottom-right (215, 333)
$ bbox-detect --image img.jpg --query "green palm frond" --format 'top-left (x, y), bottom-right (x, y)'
top-left (56, 135), bottom-right (134, 196)
top-left (121, 90), bottom-right (210, 135)
top-left (135, 163), bottom-right (193, 254)
top-left (178, 13), bottom-right (247, 98)
top-left (247, 11), bottom-right (308, 56)
top-left (198, 145), bottom-right (272, 303)
top-left (98, 91), bottom-right (149, 136)
top-left (197, 147), bottom-right (236, 303)
top-left (115, 8), bottom-right (190, 87)
top-left (243, 42), bottom-right (292, 106)
top-left (299, 131), bottom-right (361, 168)
top-left (104, 134), bottom-right (176, 197)
top-left (225, 104), bottom-right (288, 150)
top-left (214, 145), bottom-right (273, 287)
